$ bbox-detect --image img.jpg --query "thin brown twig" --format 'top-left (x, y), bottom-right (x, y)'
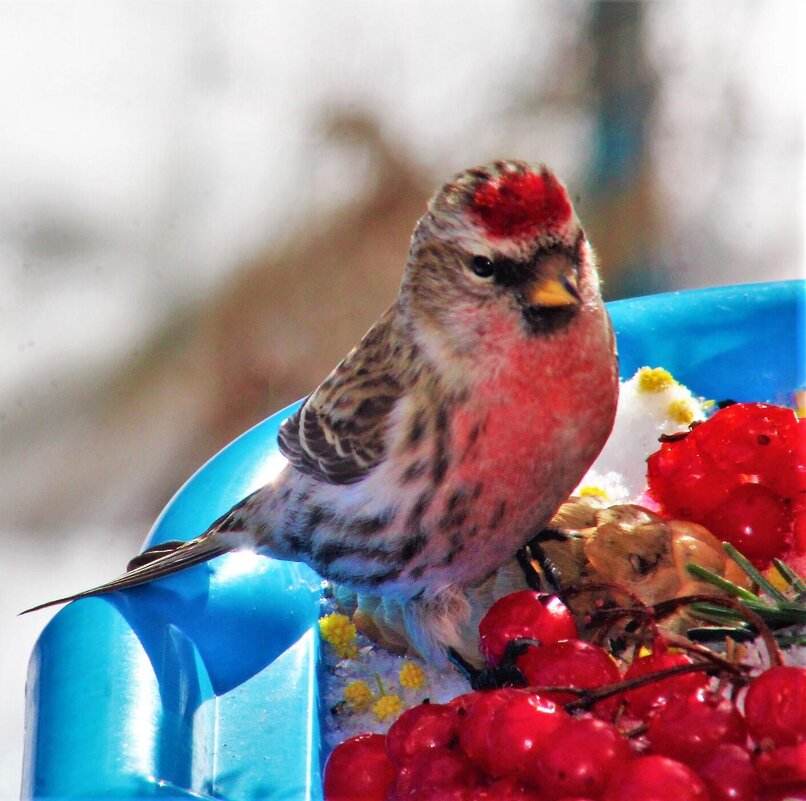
top-left (519, 663), bottom-right (726, 713)
top-left (561, 661), bottom-right (718, 713)
top-left (651, 594), bottom-right (783, 668)
top-left (622, 722), bottom-right (649, 739)
top-left (662, 631), bottom-right (748, 677)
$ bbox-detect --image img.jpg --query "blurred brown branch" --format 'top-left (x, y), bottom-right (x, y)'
top-left (1, 111), bottom-right (432, 534)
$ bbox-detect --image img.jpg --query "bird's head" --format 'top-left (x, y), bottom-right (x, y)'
top-left (400, 161), bottom-right (601, 369)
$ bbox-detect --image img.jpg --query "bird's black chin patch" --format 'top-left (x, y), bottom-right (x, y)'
top-left (521, 304), bottom-right (578, 336)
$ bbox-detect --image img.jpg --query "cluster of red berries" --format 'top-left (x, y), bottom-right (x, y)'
top-left (646, 402), bottom-right (804, 566)
top-left (323, 591), bottom-right (806, 801)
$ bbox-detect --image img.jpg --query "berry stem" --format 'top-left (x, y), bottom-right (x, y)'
top-left (651, 594), bottom-right (783, 668)
top-left (622, 722), bottom-right (649, 738)
top-left (661, 631), bottom-right (747, 677)
top-left (559, 661), bottom-right (718, 713)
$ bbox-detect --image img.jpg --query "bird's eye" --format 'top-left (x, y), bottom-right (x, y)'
top-left (470, 255), bottom-right (495, 279)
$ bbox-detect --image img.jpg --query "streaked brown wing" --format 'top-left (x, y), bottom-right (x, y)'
top-left (278, 307), bottom-right (403, 484)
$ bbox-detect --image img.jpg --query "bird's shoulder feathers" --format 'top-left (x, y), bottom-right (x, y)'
top-left (278, 306), bottom-right (406, 484)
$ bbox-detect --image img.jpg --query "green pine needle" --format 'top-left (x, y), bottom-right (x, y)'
top-left (721, 543), bottom-right (788, 603)
top-left (686, 562), bottom-right (758, 602)
top-left (685, 545), bottom-right (806, 639)
top-left (772, 558), bottom-right (806, 596)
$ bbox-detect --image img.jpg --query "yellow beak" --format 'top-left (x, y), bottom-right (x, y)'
top-left (529, 274), bottom-right (580, 308)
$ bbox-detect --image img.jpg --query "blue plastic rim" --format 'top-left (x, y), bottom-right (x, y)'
top-left (22, 280), bottom-right (805, 799)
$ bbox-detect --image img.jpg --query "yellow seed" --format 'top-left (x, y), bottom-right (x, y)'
top-left (579, 485), bottom-right (609, 500)
top-left (667, 398), bottom-right (695, 425)
top-left (344, 680), bottom-right (374, 710)
top-left (399, 661), bottom-right (427, 690)
top-left (318, 613), bottom-right (359, 659)
top-left (637, 367), bottom-right (675, 393)
top-left (372, 694), bottom-right (404, 722)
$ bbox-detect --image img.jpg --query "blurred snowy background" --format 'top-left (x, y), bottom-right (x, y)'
top-left (2, 0), bottom-right (803, 794)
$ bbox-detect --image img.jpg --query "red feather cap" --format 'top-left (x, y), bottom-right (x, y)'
top-left (470, 169), bottom-right (572, 241)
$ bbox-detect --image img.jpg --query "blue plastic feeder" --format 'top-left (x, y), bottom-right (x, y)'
top-left (22, 281), bottom-right (805, 799)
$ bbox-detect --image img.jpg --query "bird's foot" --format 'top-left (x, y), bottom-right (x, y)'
top-left (516, 527), bottom-right (569, 592)
top-left (447, 637), bottom-right (542, 690)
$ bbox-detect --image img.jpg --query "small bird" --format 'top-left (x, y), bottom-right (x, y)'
top-left (24, 161), bottom-right (619, 664)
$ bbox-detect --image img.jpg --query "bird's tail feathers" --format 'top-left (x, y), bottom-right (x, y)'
top-left (20, 533), bottom-right (237, 615)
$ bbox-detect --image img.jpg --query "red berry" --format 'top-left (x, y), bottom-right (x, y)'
top-left (786, 418), bottom-right (806, 503)
top-left (757, 787), bottom-right (806, 801)
top-left (471, 776), bottom-right (543, 800)
top-left (703, 483), bottom-right (791, 566)
top-left (647, 689), bottom-right (746, 765)
top-left (388, 766), bottom-right (413, 801)
top-left (620, 645), bottom-right (709, 719)
top-left (457, 689), bottom-right (516, 768)
top-left (515, 639), bottom-right (621, 718)
top-left (478, 591), bottom-right (578, 667)
top-left (695, 744), bottom-right (759, 801)
top-left (446, 691), bottom-right (479, 716)
top-left (483, 690), bottom-right (570, 780)
top-left (794, 503), bottom-right (806, 555)
top-left (386, 702), bottom-right (459, 766)
top-left (398, 746), bottom-right (481, 799)
top-left (693, 403), bottom-right (797, 487)
top-left (531, 716), bottom-right (630, 798)
top-left (647, 434), bottom-right (736, 518)
top-left (602, 755), bottom-right (710, 801)
top-left (744, 666), bottom-right (806, 747)
top-left (405, 787), bottom-right (474, 801)
top-left (323, 733), bottom-right (396, 801)
top-left (754, 742), bottom-right (806, 788)
top-left (645, 402), bottom-right (804, 557)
